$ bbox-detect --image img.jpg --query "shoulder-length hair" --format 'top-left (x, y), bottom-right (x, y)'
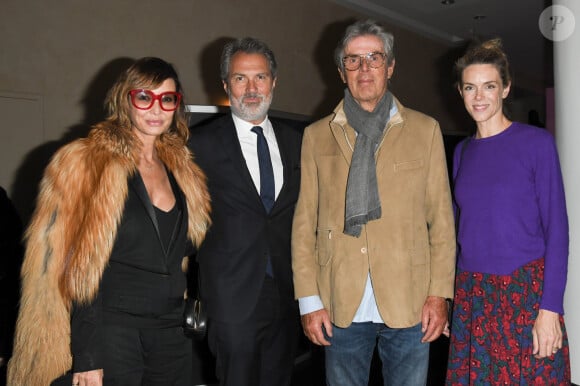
top-left (95, 57), bottom-right (189, 146)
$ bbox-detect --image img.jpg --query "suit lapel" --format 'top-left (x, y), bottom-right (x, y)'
top-left (272, 122), bottom-right (290, 204)
top-left (375, 111), bottom-right (403, 174)
top-left (330, 122), bottom-right (355, 166)
top-left (164, 172), bottom-right (184, 256)
top-left (270, 121), bottom-right (290, 193)
top-left (129, 172), bottom-right (162, 245)
top-left (218, 116), bottom-right (260, 196)
top-left (129, 171), bottom-right (184, 257)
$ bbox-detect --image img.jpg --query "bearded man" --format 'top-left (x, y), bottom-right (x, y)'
top-left (188, 37), bottom-right (303, 386)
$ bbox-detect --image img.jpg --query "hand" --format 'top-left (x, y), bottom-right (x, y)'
top-left (301, 309), bottom-right (332, 346)
top-left (532, 309), bottom-right (563, 358)
top-left (72, 369), bottom-right (104, 386)
top-left (420, 296), bottom-right (447, 343)
top-left (442, 321), bottom-right (450, 338)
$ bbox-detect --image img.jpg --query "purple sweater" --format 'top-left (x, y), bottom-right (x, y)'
top-left (453, 122), bottom-right (569, 314)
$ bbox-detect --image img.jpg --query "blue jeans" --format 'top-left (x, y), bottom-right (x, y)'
top-left (325, 322), bottom-right (429, 386)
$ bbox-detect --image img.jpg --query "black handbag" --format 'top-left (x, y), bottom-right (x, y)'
top-left (183, 264), bottom-right (207, 340)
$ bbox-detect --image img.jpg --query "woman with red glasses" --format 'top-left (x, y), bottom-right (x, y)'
top-left (8, 57), bottom-right (211, 386)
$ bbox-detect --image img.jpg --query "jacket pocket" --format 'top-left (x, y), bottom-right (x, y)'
top-left (316, 228), bottom-right (334, 266)
top-left (394, 158), bottom-right (424, 172)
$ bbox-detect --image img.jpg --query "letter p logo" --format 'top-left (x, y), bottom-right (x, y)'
top-left (540, 5), bottom-right (575, 41)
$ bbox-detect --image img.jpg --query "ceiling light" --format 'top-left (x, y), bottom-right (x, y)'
top-left (441, 0), bottom-right (455, 4)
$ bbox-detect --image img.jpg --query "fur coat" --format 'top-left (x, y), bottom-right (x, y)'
top-left (7, 127), bottom-right (211, 385)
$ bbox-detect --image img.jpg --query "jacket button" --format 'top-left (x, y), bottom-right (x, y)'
top-left (361, 247), bottom-right (367, 254)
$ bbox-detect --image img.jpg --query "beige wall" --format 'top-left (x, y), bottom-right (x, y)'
top-left (1, 0), bottom-right (470, 221)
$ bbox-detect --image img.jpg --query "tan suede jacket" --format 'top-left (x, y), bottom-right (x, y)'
top-left (292, 98), bottom-right (456, 328)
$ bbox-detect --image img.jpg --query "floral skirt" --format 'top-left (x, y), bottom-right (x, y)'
top-left (446, 258), bottom-right (570, 385)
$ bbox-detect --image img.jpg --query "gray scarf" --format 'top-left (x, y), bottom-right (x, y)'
top-left (343, 89), bottom-right (393, 237)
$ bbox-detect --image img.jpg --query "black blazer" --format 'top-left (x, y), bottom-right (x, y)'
top-left (189, 115), bottom-right (303, 322)
top-left (100, 172), bottom-right (191, 322)
top-left (70, 172), bottom-right (192, 372)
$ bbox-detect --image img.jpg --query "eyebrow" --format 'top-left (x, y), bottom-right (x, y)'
top-left (463, 80), bottom-right (499, 86)
top-left (230, 72), bottom-right (271, 77)
top-left (344, 51), bottom-right (384, 56)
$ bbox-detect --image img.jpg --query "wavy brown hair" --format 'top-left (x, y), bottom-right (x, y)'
top-left (94, 57), bottom-right (189, 149)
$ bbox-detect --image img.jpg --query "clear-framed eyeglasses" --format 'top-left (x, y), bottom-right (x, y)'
top-left (129, 89), bottom-right (182, 111)
top-left (342, 52), bottom-right (387, 71)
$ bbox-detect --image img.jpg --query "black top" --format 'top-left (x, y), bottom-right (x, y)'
top-left (154, 204), bottom-right (179, 252)
top-left (70, 172), bottom-right (190, 372)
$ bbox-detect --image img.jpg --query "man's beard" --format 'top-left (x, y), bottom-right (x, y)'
top-left (229, 91), bottom-right (273, 122)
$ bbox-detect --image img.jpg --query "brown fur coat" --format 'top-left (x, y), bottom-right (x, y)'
top-left (7, 127), bottom-right (211, 385)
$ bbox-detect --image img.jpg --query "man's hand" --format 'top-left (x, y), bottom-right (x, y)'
top-left (421, 296), bottom-right (447, 343)
top-left (301, 309), bottom-right (332, 346)
top-left (72, 369), bottom-right (104, 386)
top-left (532, 309), bottom-right (563, 358)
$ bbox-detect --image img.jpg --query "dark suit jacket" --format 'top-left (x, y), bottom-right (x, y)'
top-left (189, 114), bottom-right (302, 322)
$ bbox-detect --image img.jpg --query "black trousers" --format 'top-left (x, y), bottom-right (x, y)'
top-left (103, 325), bottom-right (192, 386)
top-left (208, 276), bottom-right (300, 386)
top-left (52, 325), bottom-right (192, 386)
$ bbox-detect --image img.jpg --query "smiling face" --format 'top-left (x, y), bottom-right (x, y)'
top-left (223, 52), bottom-right (276, 125)
top-left (129, 78), bottom-right (177, 142)
top-left (339, 34), bottom-right (394, 112)
top-left (459, 63), bottom-right (511, 127)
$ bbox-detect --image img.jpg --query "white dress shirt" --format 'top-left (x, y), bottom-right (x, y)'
top-left (232, 113), bottom-right (283, 199)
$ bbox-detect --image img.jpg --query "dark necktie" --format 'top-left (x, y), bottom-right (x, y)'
top-left (251, 126), bottom-right (275, 212)
top-left (251, 126), bottom-right (275, 277)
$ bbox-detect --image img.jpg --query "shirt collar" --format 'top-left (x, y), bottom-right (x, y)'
top-left (231, 113), bottom-right (272, 138)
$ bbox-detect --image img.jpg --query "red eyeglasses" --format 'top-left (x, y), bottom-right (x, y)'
top-left (129, 89), bottom-right (182, 111)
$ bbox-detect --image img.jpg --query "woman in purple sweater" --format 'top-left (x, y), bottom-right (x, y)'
top-left (446, 39), bottom-right (571, 384)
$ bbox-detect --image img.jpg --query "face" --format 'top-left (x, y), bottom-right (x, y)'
top-left (459, 64), bottom-right (510, 125)
top-left (339, 35), bottom-right (394, 112)
top-left (129, 78), bottom-right (177, 141)
top-left (223, 52), bottom-right (276, 125)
